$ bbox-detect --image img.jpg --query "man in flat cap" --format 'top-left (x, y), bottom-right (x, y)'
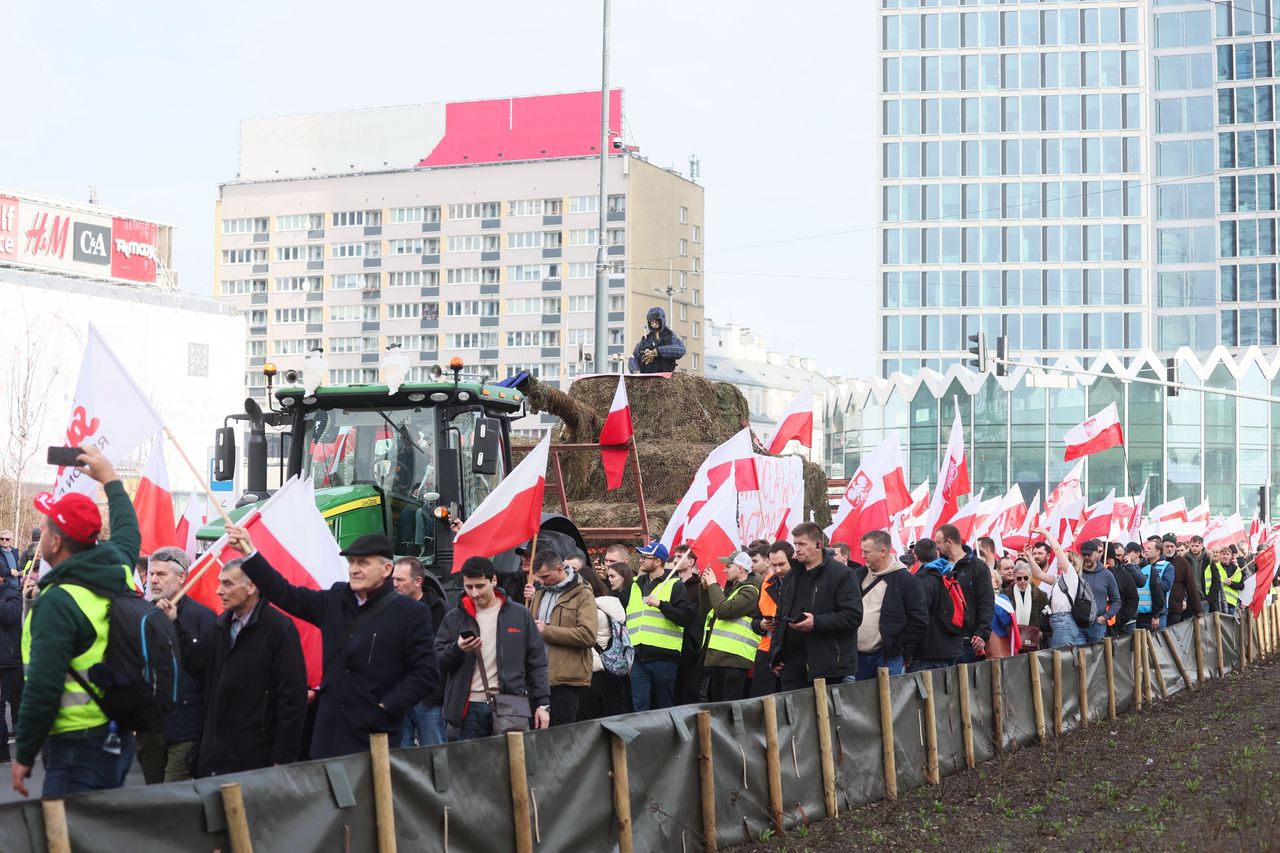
top-left (228, 526), bottom-right (439, 758)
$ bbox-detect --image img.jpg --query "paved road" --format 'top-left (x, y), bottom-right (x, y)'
top-left (0, 749), bottom-right (148, 805)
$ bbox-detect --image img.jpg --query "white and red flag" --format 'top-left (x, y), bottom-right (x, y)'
top-left (890, 480), bottom-right (930, 552)
top-left (828, 458), bottom-right (891, 551)
top-left (1203, 515), bottom-right (1234, 552)
top-left (922, 409), bottom-right (970, 537)
top-left (1242, 544), bottom-right (1277, 617)
top-left (186, 477), bottom-right (348, 685)
top-left (1003, 491), bottom-right (1041, 553)
top-left (452, 433), bottom-right (550, 570)
top-left (685, 481), bottom-right (740, 585)
top-left (174, 491), bottom-right (207, 559)
top-left (1043, 460), bottom-right (1084, 520)
top-left (948, 490), bottom-right (985, 542)
top-left (134, 436), bottom-right (179, 557)
top-left (1063, 402), bottom-right (1124, 461)
top-left (979, 484), bottom-right (1027, 553)
top-left (661, 429), bottom-right (756, 550)
top-left (598, 375), bottom-right (634, 490)
top-left (54, 323), bottom-right (165, 500)
top-left (765, 386), bottom-right (814, 455)
top-left (1069, 490), bottom-right (1115, 553)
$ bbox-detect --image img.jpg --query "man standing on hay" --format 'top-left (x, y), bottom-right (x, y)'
top-left (627, 306), bottom-right (686, 374)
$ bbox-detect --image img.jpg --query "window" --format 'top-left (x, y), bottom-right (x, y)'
top-left (445, 332), bottom-right (498, 349)
top-left (448, 202), bottom-right (500, 220)
top-left (328, 337), bottom-right (379, 354)
top-left (607, 228), bottom-right (625, 246)
top-left (692, 257), bottom-right (701, 274)
top-left (446, 268), bottom-right (482, 285)
top-left (277, 213), bottom-right (323, 231)
top-left (506, 297), bottom-right (560, 315)
top-left (246, 340), bottom-right (266, 357)
top-left (390, 206), bottom-right (440, 224)
top-left (274, 307), bottom-right (321, 324)
top-left (506, 331), bottom-right (560, 348)
top-left (275, 245), bottom-right (323, 262)
top-left (386, 302), bottom-right (424, 320)
top-left (222, 218), bottom-right (268, 235)
top-left (247, 310), bottom-right (267, 325)
top-left (679, 303), bottom-right (688, 321)
top-left (330, 273), bottom-right (377, 290)
top-left (273, 338), bottom-right (322, 355)
top-left (387, 270), bottom-right (437, 288)
top-left (331, 242), bottom-right (364, 258)
top-left (507, 265), bottom-right (548, 282)
top-left (329, 305), bottom-right (378, 322)
top-left (508, 199), bottom-right (545, 216)
top-left (445, 300), bottom-right (499, 317)
top-left (608, 194), bottom-right (626, 213)
top-left (692, 225), bottom-right (701, 243)
top-left (274, 276), bottom-right (320, 293)
top-left (507, 231), bottom-right (544, 249)
top-left (691, 321), bottom-right (701, 339)
top-left (692, 288), bottom-right (700, 306)
top-left (221, 248), bottom-right (266, 265)
top-left (220, 279), bottom-right (266, 296)
top-left (328, 369), bottom-right (379, 384)
top-left (566, 328), bottom-right (594, 346)
top-left (568, 262), bottom-right (593, 279)
top-left (568, 229), bottom-right (598, 246)
top-left (331, 210), bottom-right (381, 227)
top-left (389, 238), bottom-right (427, 255)
top-left (680, 206), bottom-right (689, 224)
top-left (387, 334), bottom-right (437, 351)
top-left (568, 196), bottom-right (599, 214)
top-left (679, 238), bottom-right (688, 256)
top-left (569, 295), bottom-right (594, 312)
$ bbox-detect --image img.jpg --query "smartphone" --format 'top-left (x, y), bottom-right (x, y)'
top-left (47, 446), bottom-right (83, 467)
top-left (459, 629), bottom-right (477, 641)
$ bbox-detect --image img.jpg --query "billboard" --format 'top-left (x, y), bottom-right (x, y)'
top-left (0, 192), bottom-right (161, 285)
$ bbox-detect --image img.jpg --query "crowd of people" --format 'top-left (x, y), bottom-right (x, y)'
top-left (2, 449), bottom-right (1268, 802)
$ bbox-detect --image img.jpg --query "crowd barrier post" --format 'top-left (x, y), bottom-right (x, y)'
top-left (41, 800), bottom-right (70, 853)
top-left (1075, 647), bottom-right (1089, 726)
top-left (696, 710), bottom-right (717, 853)
top-left (1028, 652), bottom-right (1046, 745)
top-left (761, 695), bottom-right (784, 836)
top-left (1103, 637), bottom-right (1116, 721)
top-left (877, 667), bottom-right (897, 800)
top-left (506, 732), bottom-right (533, 853)
top-left (608, 733), bottom-right (634, 853)
top-left (1163, 630), bottom-right (1192, 692)
top-left (956, 664), bottom-right (975, 770)
top-left (811, 679), bottom-right (838, 818)
top-left (1051, 650), bottom-right (1064, 738)
top-left (1239, 612), bottom-right (1249, 672)
top-left (1214, 612), bottom-right (1226, 678)
top-left (1192, 617), bottom-right (1206, 686)
top-left (990, 661), bottom-right (1005, 752)
top-left (370, 732), bottom-right (397, 853)
top-left (220, 782), bottom-right (254, 853)
top-left (921, 670), bottom-right (939, 785)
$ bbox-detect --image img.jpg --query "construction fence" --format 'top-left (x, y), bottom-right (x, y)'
top-left (7, 606), bottom-right (1278, 853)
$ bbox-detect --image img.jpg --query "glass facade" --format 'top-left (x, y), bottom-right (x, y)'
top-left (878, 0), bottom-right (1280, 378)
top-left (833, 352), bottom-right (1280, 518)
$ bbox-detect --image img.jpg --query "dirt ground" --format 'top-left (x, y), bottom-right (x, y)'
top-left (734, 658), bottom-right (1280, 853)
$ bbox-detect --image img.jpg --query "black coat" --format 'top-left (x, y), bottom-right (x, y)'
top-left (770, 557), bottom-right (863, 681)
top-left (0, 577), bottom-right (20, 668)
top-left (163, 597), bottom-right (217, 745)
top-left (240, 552), bottom-right (440, 760)
top-left (176, 599), bottom-right (308, 777)
top-left (911, 565), bottom-right (965, 663)
top-left (1109, 564), bottom-right (1140, 627)
top-left (852, 563), bottom-right (928, 659)
top-left (951, 547), bottom-right (996, 642)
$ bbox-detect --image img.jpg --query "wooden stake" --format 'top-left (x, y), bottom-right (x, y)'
top-left (1075, 647), bottom-right (1089, 726)
top-left (921, 670), bottom-right (939, 785)
top-left (1163, 630), bottom-right (1193, 692)
top-left (1052, 650), bottom-right (1063, 738)
top-left (1132, 632), bottom-right (1142, 712)
top-left (609, 734), bottom-right (634, 853)
top-left (956, 663), bottom-right (975, 770)
top-left (221, 782), bottom-right (254, 853)
top-left (1239, 611), bottom-right (1249, 672)
top-left (41, 799), bottom-right (70, 853)
top-left (696, 711), bottom-right (717, 853)
top-left (991, 661), bottom-right (1005, 753)
top-left (1028, 652), bottom-right (1047, 745)
top-left (812, 679), bottom-right (838, 818)
top-left (1142, 631), bottom-right (1155, 703)
top-left (877, 667), bottom-right (897, 800)
top-left (1214, 612), bottom-right (1225, 678)
top-left (1192, 616), bottom-right (1206, 686)
top-left (506, 732), bottom-right (533, 853)
top-left (370, 732), bottom-right (397, 853)
top-left (1103, 637), bottom-right (1116, 721)
top-left (762, 695), bottom-right (785, 835)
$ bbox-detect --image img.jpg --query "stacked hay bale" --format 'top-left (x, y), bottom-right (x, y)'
top-left (519, 373), bottom-right (832, 540)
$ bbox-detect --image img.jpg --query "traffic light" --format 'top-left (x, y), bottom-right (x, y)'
top-left (1259, 485), bottom-right (1270, 524)
top-left (1165, 357), bottom-right (1178, 397)
top-left (995, 335), bottom-right (1009, 377)
top-left (966, 333), bottom-right (988, 373)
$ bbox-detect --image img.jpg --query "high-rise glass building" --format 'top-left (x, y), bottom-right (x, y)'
top-left (876, 0), bottom-right (1280, 378)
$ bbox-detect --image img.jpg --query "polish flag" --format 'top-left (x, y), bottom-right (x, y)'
top-left (1226, 512), bottom-right (1246, 545)
top-left (1241, 544), bottom-right (1277, 617)
top-left (828, 459), bottom-right (891, 551)
top-left (1123, 481), bottom-right (1148, 540)
top-left (598, 375), bottom-right (634, 490)
top-left (1148, 497), bottom-right (1188, 526)
top-left (1003, 491), bottom-right (1041, 553)
top-left (452, 433), bottom-right (550, 570)
top-left (948, 490), bottom-right (985, 542)
top-left (1069, 490), bottom-right (1116, 553)
top-left (174, 491), bottom-right (207, 559)
top-left (765, 386), bottom-right (814, 455)
top-left (1249, 517), bottom-right (1263, 551)
top-left (1203, 515), bottom-right (1234, 552)
top-left (1043, 460), bottom-right (1085, 519)
top-left (877, 438), bottom-right (912, 515)
top-left (890, 480), bottom-right (930, 552)
top-left (922, 409), bottom-right (970, 537)
top-left (661, 429), bottom-right (756, 550)
top-left (980, 484), bottom-right (1027, 553)
top-left (969, 494), bottom-right (1003, 542)
top-left (685, 482), bottom-right (740, 585)
top-left (134, 437), bottom-right (179, 556)
top-left (186, 477), bottom-right (348, 685)
top-left (1063, 402), bottom-right (1124, 461)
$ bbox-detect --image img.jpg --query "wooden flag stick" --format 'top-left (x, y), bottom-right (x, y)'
top-left (163, 426), bottom-right (235, 527)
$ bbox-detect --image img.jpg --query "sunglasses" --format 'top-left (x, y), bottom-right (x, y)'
top-left (1015, 575), bottom-right (1030, 581)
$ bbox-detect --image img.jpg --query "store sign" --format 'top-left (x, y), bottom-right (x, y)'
top-left (0, 194), bottom-right (160, 285)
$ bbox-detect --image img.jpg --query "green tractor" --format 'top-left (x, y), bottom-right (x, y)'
top-left (199, 361), bottom-right (587, 599)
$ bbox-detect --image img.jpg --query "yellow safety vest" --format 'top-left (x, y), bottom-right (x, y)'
top-left (703, 582), bottom-right (761, 665)
top-left (21, 584), bottom-right (111, 734)
top-left (626, 572), bottom-right (684, 652)
top-left (1206, 562), bottom-right (1244, 608)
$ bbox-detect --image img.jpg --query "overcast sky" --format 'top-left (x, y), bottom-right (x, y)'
top-left (1, 0), bottom-right (879, 378)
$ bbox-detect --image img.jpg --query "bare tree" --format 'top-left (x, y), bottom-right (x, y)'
top-left (1, 316), bottom-right (59, 536)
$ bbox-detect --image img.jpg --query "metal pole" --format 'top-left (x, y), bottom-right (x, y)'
top-left (998, 357), bottom-right (1280, 406)
top-left (592, 0), bottom-right (611, 372)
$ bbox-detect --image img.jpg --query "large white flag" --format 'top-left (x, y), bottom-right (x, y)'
top-left (54, 323), bottom-right (164, 499)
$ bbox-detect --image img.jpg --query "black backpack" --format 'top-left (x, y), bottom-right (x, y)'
top-left (1059, 574), bottom-right (1097, 630)
top-left (66, 581), bottom-right (180, 733)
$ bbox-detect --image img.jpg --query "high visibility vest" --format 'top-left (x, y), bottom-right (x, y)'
top-left (626, 572), bottom-right (684, 653)
top-left (757, 576), bottom-right (780, 653)
top-left (1136, 563), bottom-right (1159, 614)
top-left (703, 582), bottom-right (761, 665)
top-left (21, 583), bottom-right (110, 735)
top-left (1206, 562), bottom-right (1243, 608)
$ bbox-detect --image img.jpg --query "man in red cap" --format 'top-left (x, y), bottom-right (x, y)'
top-left (12, 446), bottom-right (139, 798)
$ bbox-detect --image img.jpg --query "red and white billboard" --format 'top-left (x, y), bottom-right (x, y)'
top-left (111, 217), bottom-right (159, 283)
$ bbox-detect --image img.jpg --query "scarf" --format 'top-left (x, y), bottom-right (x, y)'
top-left (536, 570), bottom-right (577, 623)
top-left (1012, 583), bottom-right (1033, 625)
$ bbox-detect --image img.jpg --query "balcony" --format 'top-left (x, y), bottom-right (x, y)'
top-left (607, 244), bottom-right (625, 256)
top-left (540, 347), bottom-right (561, 359)
top-left (252, 232), bottom-right (270, 243)
top-left (250, 293), bottom-right (268, 305)
top-left (480, 316), bottom-right (498, 327)
top-left (420, 317), bottom-right (439, 330)
top-left (306, 260), bottom-right (324, 271)
top-left (541, 279), bottom-right (562, 292)
top-left (363, 258), bottom-right (382, 269)
top-left (479, 348), bottom-right (499, 360)
top-left (607, 210), bottom-right (626, 222)
top-left (481, 218), bottom-right (501, 230)
top-left (249, 356), bottom-right (266, 366)
top-left (305, 323), bottom-right (323, 334)
top-left (361, 353), bottom-right (380, 364)
top-left (542, 214), bottom-right (562, 227)
top-left (480, 251), bottom-right (500, 262)
top-left (364, 225), bottom-right (382, 237)
top-left (541, 313), bottom-right (562, 325)
top-left (421, 254), bottom-right (440, 265)
top-left (421, 221), bottom-right (441, 233)
top-left (307, 229), bottom-right (325, 240)
top-left (420, 351), bottom-right (439, 362)
top-left (361, 321), bottom-right (380, 332)
top-left (609, 276), bottom-right (625, 288)
top-left (542, 248), bottom-right (562, 259)
top-left (480, 283), bottom-right (500, 295)
top-left (420, 286), bottom-right (439, 298)
top-left (608, 311), bottom-right (626, 323)
top-left (249, 325), bottom-right (267, 336)
top-left (361, 289), bottom-right (381, 300)
top-left (306, 291), bottom-right (324, 302)
top-left (251, 263), bottom-right (269, 275)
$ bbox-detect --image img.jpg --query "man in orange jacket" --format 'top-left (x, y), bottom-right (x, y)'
top-left (749, 541), bottom-right (793, 697)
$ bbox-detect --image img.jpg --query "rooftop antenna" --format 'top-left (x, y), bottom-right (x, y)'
top-left (688, 155), bottom-right (700, 181)
top-left (88, 185), bottom-right (99, 205)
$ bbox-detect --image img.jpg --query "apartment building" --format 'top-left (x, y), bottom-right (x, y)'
top-left (216, 91), bottom-right (705, 406)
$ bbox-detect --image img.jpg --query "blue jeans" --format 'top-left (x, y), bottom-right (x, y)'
top-left (1083, 621), bottom-right (1109, 643)
top-left (630, 659), bottom-right (679, 711)
top-left (401, 703), bottom-right (447, 747)
top-left (41, 730), bottom-right (136, 798)
top-left (856, 651), bottom-right (904, 681)
top-left (1049, 612), bottom-right (1084, 648)
top-left (907, 658), bottom-right (954, 673)
top-left (455, 702), bottom-right (493, 741)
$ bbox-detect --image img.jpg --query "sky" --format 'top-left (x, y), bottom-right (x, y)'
top-left (0, 0), bottom-right (880, 378)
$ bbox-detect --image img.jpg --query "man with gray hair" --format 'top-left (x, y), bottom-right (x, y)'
top-left (0, 530), bottom-right (18, 576)
top-left (137, 546), bottom-right (215, 783)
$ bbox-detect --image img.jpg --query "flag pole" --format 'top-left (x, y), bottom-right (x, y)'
top-left (171, 548), bottom-right (229, 605)
top-left (163, 426), bottom-right (235, 528)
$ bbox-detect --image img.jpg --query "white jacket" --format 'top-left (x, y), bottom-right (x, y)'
top-left (591, 595), bottom-right (627, 673)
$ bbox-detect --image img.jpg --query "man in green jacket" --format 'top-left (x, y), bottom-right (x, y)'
top-left (699, 551), bottom-right (762, 702)
top-left (12, 446), bottom-right (139, 799)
